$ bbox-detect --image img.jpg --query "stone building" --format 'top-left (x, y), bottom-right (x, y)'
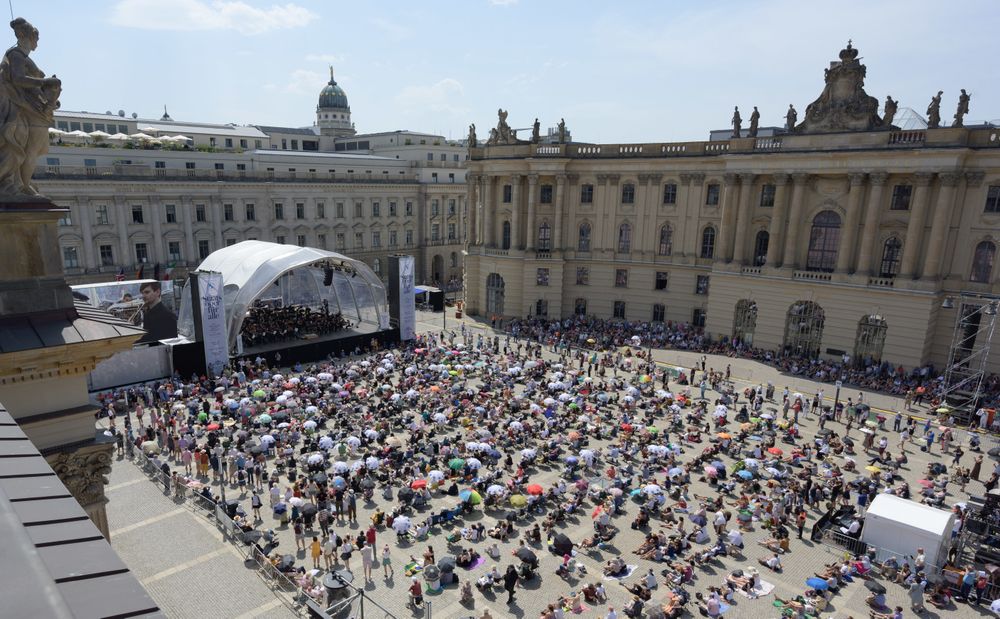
top-left (43, 69), bottom-right (467, 289)
top-left (465, 44), bottom-right (1000, 372)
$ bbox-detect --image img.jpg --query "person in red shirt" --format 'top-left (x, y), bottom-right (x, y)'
top-left (409, 577), bottom-right (423, 607)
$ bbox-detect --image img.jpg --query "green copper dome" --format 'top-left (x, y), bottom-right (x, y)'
top-left (318, 68), bottom-right (349, 110)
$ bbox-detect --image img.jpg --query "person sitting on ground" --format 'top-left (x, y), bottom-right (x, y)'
top-left (604, 557), bottom-right (627, 576)
top-left (757, 533), bottom-right (790, 554)
top-left (758, 552), bottom-right (782, 571)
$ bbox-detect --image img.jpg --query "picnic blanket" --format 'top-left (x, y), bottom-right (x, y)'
top-left (737, 579), bottom-right (776, 598)
top-left (466, 556), bottom-right (486, 570)
top-left (602, 564), bottom-right (638, 581)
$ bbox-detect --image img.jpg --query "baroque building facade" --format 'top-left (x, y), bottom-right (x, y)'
top-left (465, 45), bottom-right (1000, 373)
top-left (43, 69), bottom-right (468, 289)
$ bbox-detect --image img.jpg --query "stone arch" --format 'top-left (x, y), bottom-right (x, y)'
top-left (732, 299), bottom-right (758, 347)
top-left (783, 300), bottom-right (825, 358)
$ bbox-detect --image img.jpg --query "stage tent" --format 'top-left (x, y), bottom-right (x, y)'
top-left (178, 241), bottom-right (389, 350)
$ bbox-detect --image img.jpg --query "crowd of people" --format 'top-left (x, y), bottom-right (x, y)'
top-left (240, 302), bottom-right (350, 349)
top-left (99, 320), bottom-right (999, 618)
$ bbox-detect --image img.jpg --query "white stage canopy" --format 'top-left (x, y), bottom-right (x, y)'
top-left (178, 241), bottom-right (389, 350)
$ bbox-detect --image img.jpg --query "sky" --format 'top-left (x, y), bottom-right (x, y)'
top-left (20, 0), bottom-right (1000, 144)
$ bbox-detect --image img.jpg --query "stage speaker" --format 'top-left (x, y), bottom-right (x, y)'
top-left (430, 290), bottom-right (444, 312)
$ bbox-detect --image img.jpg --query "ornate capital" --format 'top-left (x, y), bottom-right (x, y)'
top-left (510, 174), bottom-right (522, 184)
top-left (723, 173), bottom-right (738, 185)
top-left (636, 173), bottom-right (651, 186)
top-left (868, 171), bottom-right (889, 186)
top-left (679, 173), bottom-right (693, 186)
top-left (690, 173), bottom-right (706, 185)
top-left (555, 174), bottom-right (566, 186)
top-left (566, 173), bottom-right (579, 184)
top-left (649, 173), bottom-right (663, 183)
top-left (48, 445), bottom-right (113, 507)
top-left (912, 171), bottom-right (934, 186)
top-left (772, 173), bottom-right (791, 186)
top-left (608, 174), bottom-right (621, 186)
top-left (965, 171), bottom-right (985, 187)
top-left (596, 174), bottom-right (608, 186)
top-left (527, 174), bottom-right (539, 185)
top-left (739, 172), bottom-right (755, 184)
top-left (791, 172), bottom-right (811, 184)
top-left (939, 171), bottom-right (961, 187)
top-left (847, 172), bottom-right (867, 186)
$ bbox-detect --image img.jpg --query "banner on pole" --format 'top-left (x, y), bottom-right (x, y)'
top-left (198, 271), bottom-right (228, 376)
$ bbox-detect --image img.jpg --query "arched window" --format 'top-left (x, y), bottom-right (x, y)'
top-left (700, 226), bottom-right (716, 259)
top-left (733, 299), bottom-right (758, 346)
top-left (753, 230), bottom-right (769, 266)
top-left (970, 240), bottom-right (996, 283)
top-left (879, 237), bottom-right (902, 278)
top-left (501, 220), bottom-right (511, 250)
top-left (578, 222), bottom-right (591, 252)
top-left (854, 314), bottom-right (888, 364)
top-left (618, 223), bottom-right (632, 253)
top-left (658, 224), bottom-right (673, 256)
top-left (486, 273), bottom-right (505, 316)
top-left (537, 222), bottom-right (551, 251)
top-left (806, 210), bottom-right (841, 272)
top-left (783, 300), bottom-right (825, 358)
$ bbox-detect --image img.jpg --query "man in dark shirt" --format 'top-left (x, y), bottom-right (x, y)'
top-left (137, 281), bottom-right (177, 344)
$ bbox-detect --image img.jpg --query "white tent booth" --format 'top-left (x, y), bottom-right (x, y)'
top-left (860, 494), bottom-right (955, 578)
top-left (177, 241), bottom-right (390, 353)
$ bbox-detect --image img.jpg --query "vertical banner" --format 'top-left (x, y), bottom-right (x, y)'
top-left (388, 255), bottom-right (416, 340)
top-left (198, 271), bottom-right (228, 376)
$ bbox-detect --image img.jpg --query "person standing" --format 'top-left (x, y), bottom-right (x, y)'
top-left (971, 454), bottom-right (983, 482)
top-left (310, 536), bottom-right (322, 569)
top-left (382, 543), bottom-right (393, 578)
top-left (360, 541), bottom-right (374, 583)
top-left (503, 564), bottom-right (518, 603)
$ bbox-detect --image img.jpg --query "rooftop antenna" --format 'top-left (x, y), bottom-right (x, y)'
top-left (8, 0), bottom-right (13, 20)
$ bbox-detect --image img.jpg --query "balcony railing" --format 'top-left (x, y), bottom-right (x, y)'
top-left (868, 276), bottom-right (895, 288)
top-left (35, 164), bottom-right (421, 184)
top-left (534, 250), bottom-right (552, 260)
top-left (793, 270), bottom-right (832, 282)
top-left (888, 130), bottom-right (925, 146)
top-left (741, 266), bottom-right (762, 275)
top-left (484, 248), bottom-right (509, 257)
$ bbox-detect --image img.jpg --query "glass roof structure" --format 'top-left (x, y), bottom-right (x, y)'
top-left (179, 241), bottom-right (389, 350)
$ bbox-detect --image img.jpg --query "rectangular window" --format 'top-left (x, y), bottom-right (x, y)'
top-left (297, 234), bottom-right (306, 247)
top-left (291, 139), bottom-right (298, 150)
top-left (58, 211), bottom-right (72, 226)
top-left (652, 303), bottom-right (665, 323)
top-left (389, 230), bottom-right (398, 246)
top-left (95, 204), bottom-right (110, 225)
top-left (389, 202), bottom-right (397, 217)
top-left (581, 184), bottom-right (594, 204)
top-left (372, 231), bottom-right (381, 247)
top-left (240, 139), bottom-right (248, 149)
top-left (760, 183), bottom-right (776, 207)
top-left (336, 233), bottom-right (345, 248)
top-left (245, 204), bottom-right (255, 221)
top-left (165, 204), bottom-right (177, 223)
top-left (99, 244), bottom-right (114, 267)
top-left (663, 183), bottom-right (677, 205)
top-left (62, 246), bottom-right (79, 269)
top-left (448, 200), bottom-right (456, 215)
top-left (574, 298), bottom-right (587, 316)
top-left (615, 268), bottom-right (628, 288)
top-left (695, 275), bottom-right (710, 295)
top-left (426, 153), bottom-right (433, 161)
top-left (236, 163), bottom-right (246, 171)
top-left (296, 203), bottom-right (305, 219)
top-left (705, 184), bottom-right (720, 205)
top-left (274, 203), bottom-right (284, 220)
top-left (318, 233), bottom-right (326, 249)
top-left (621, 183), bottom-right (635, 204)
top-left (655, 271), bottom-right (669, 290)
top-left (535, 299), bottom-right (548, 317)
top-left (448, 223), bottom-right (456, 240)
top-left (405, 230), bottom-right (413, 246)
top-left (226, 238), bottom-right (237, 247)
top-left (984, 186), bottom-right (1000, 213)
top-left (131, 204), bottom-right (144, 224)
top-left (540, 184), bottom-right (553, 204)
top-left (84, 158), bottom-right (97, 168)
top-left (355, 202), bottom-right (363, 218)
top-left (613, 301), bottom-right (626, 319)
top-left (135, 242), bottom-right (148, 263)
top-left (503, 185), bottom-right (512, 203)
top-left (405, 201), bottom-right (413, 216)
top-left (214, 163), bottom-right (224, 171)
top-left (154, 161), bottom-right (165, 169)
top-left (196, 205), bottom-right (206, 222)
top-left (576, 267), bottom-right (589, 285)
top-left (185, 161), bottom-right (196, 169)
top-left (354, 232), bottom-right (364, 249)
top-left (275, 235), bottom-right (285, 245)
top-left (198, 240), bottom-right (210, 258)
top-left (336, 203), bottom-right (344, 218)
top-left (692, 308), bottom-right (707, 328)
top-left (431, 200), bottom-right (440, 216)
top-left (890, 184), bottom-right (912, 210)
top-left (316, 203), bottom-right (325, 219)
top-left (536, 268), bottom-right (550, 286)
top-left (167, 241), bottom-right (181, 261)
top-left (223, 203), bottom-right (234, 221)
top-left (431, 224), bottom-right (440, 241)
top-left (46, 157), bottom-right (59, 166)
top-left (372, 202), bottom-right (380, 217)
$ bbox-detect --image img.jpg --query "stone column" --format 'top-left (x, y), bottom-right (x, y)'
top-left (731, 173), bottom-right (756, 264)
top-left (899, 172), bottom-right (935, 279)
top-left (595, 175), bottom-right (609, 252)
top-left (677, 173), bottom-right (694, 257)
top-left (210, 196), bottom-right (224, 251)
top-left (780, 173), bottom-right (810, 270)
top-left (553, 174), bottom-right (566, 251)
top-left (921, 172), bottom-right (961, 279)
top-left (114, 197), bottom-right (131, 268)
top-left (566, 174), bottom-right (579, 250)
top-left (181, 197), bottom-right (195, 263)
top-left (835, 172), bottom-right (867, 273)
top-left (150, 196), bottom-right (164, 264)
top-left (854, 172), bottom-right (888, 276)
top-left (525, 174), bottom-right (538, 250)
top-left (47, 442), bottom-right (114, 540)
top-left (510, 175), bottom-right (521, 249)
top-left (78, 198), bottom-right (96, 271)
top-left (717, 173), bottom-right (739, 263)
top-left (764, 173), bottom-right (791, 267)
top-left (481, 176), bottom-right (493, 248)
top-left (465, 174), bottom-right (477, 246)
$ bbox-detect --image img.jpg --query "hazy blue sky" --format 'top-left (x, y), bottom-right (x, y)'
top-left (20, 0), bottom-right (1000, 143)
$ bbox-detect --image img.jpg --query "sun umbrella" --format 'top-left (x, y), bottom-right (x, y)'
top-left (392, 516), bottom-right (411, 533)
top-left (260, 434), bottom-right (275, 445)
top-left (864, 580), bottom-right (886, 594)
top-left (526, 484), bottom-right (543, 496)
top-left (609, 488), bottom-right (623, 497)
top-left (303, 420), bottom-right (317, 430)
top-left (428, 470), bottom-right (445, 483)
top-left (365, 456), bottom-right (380, 469)
top-left (865, 465), bottom-right (881, 473)
top-left (411, 479), bottom-right (428, 490)
top-left (346, 436), bottom-right (361, 448)
top-left (459, 489), bottom-right (482, 505)
top-left (252, 389), bottom-right (266, 398)
top-left (514, 547), bottom-right (537, 564)
top-left (806, 577), bottom-right (829, 591)
top-left (643, 484), bottom-right (662, 495)
top-left (466, 457), bottom-right (482, 469)
top-left (206, 422), bottom-right (220, 431)
top-left (486, 484), bottom-right (505, 496)
top-left (332, 461), bottom-right (349, 474)
top-left (332, 476), bottom-right (347, 489)
top-left (568, 430), bottom-right (581, 440)
top-left (767, 447), bottom-right (783, 456)
top-left (364, 429), bottom-right (379, 440)
top-left (307, 454), bottom-right (324, 466)
top-left (667, 467), bottom-right (684, 477)
top-left (448, 458), bottom-right (466, 470)
top-left (509, 494), bottom-right (527, 507)
top-left (717, 432), bottom-right (732, 439)
top-left (289, 497), bottom-right (305, 507)
top-left (736, 470), bottom-right (754, 480)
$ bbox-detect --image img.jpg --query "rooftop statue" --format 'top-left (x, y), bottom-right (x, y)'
top-left (531, 118), bottom-right (540, 144)
top-left (785, 104), bottom-right (797, 131)
top-left (468, 123), bottom-right (477, 148)
top-left (926, 90), bottom-right (943, 129)
top-left (953, 89), bottom-right (970, 128)
top-left (731, 106), bottom-right (742, 138)
top-left (558, 118), bottom-right (566, 143)
top-left (794, 41), bottom-right (884, 134)
top-left (486, 108), bottom-right (516, 145)
top-left (0, 17), bottom-right (61, 197)
top-left (882, 96), bottom-right (898, 128)
top-left (748, 106), bottom-right (760, 137)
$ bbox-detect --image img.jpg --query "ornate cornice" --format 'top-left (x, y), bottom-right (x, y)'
top-left (791, 172), bottom-right (811, 184)
top-left (690, 173), bottom-right (706, 185)
top-left (965, 171), bottom-right (985, 187)
top-left (636, 174), bottom-right (651, 186)
top-left (648, 173), bottom-right (664, 184)
top-left (566, 173), bottom-right (579, 184)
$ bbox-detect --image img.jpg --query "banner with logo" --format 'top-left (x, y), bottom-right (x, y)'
top-left (397, 255), bottom-right (416, 340)
top-left (198, 271), bottom-right (228, 376)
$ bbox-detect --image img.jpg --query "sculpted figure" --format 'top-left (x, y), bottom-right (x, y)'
top-left (731, 106), bottom-right (742, 138)
top-left (953, 89), bottom-right (970, 128)
top-left (531, 118), bottom-right (540, 143)
top-left (882, 96), bottom-right (898, 127)
top-left (785, 104), bottom-right (797, 131)
top-left (0, 17), bottom-right (61, 196)
top-left (748, 106), bottom-right (760, 137)
top-left (468, 123), bottom-right (476, 147)
top-left (558, 118), bottom-right (566, 143)
top-left (926, 91), bottom-right (943, 129)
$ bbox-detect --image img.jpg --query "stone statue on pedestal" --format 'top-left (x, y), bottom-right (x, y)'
top-left (558, 118), bottom-right (566, 143)
top-left (731, 106), bottom-right (742, 138)
top-left (748, 106), bottom-right (760, 137)
top-left (953, 89), bottom-right (970, 128)
top-left (882, 96), bottom-right (898, 127)
top-left (926, 90), bottom-right (943, 129)
top-left (785, 104), bottom-right (797, 131)
top-left (486, 108), bottom-right (516, 145)
top-left (794, 41), bottom-right (883, 133)
top-left (0, 18), bottom-right (61, 197)
top-left (531, 118), bottom-right (540, 143)
top-left (468, 123), bottom-right (476, 147)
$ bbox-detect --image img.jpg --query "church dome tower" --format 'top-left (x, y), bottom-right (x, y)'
top-left (316, 67), bottom-right (355, 137)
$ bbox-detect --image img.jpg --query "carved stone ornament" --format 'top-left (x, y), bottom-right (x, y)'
top-left (795, 41), bottom-right (885, 134)
top-left (485, 108), bottom-right (523, 146)
top-left (48, 446), bottom-right (113, 506)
